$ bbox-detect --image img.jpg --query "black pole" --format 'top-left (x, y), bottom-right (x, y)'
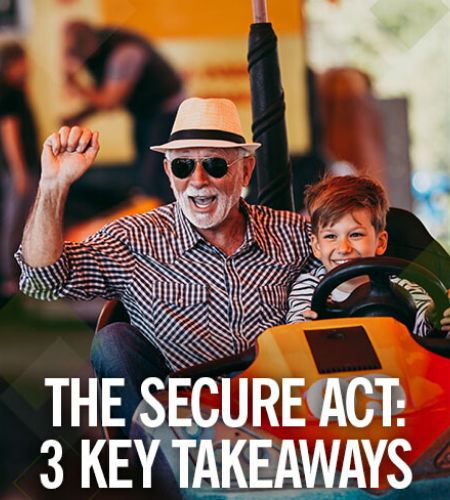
top-left (248, 22), bottom-right (294, 211)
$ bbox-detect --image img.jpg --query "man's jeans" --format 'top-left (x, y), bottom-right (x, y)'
top-left (91, 322), bottom-right (171, 436)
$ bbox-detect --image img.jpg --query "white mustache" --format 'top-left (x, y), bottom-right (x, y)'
top-left (184, 190), bottom-right (218, 198)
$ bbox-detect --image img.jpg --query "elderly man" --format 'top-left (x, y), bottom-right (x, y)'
top-left (17, 98), bottom-right (315, 434)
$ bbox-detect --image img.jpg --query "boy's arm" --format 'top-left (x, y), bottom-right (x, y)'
top-left (393, 277), bottom-right (433, 336)
top-left (287, 272), bottom-right (322, 324)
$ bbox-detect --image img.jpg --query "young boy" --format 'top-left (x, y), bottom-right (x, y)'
top-left (287, 175), bottom-right (450, 336)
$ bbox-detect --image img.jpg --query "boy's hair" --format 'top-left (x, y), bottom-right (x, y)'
top-left (305, 174), bottom-right (389, 235)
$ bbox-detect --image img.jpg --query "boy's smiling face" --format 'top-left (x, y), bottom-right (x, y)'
top-left (311, 208), bottom-right (388, 272)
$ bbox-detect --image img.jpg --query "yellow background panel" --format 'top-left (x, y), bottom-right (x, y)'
top-left (101, 0), bottom-right (303, 38)
top-left (160, 35), bottom-right (309, 153)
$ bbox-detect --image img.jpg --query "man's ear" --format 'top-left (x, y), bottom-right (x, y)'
top-left (376, 230), bottom-right (388, 255)
top-left (242, 155), bottom-right (255, 187)
top-left (311, 234), bottom-right (322, 259)
top-left (163, 158), bottom-right (171, 179)
top-left (164, 158), bottom-right (175, 191)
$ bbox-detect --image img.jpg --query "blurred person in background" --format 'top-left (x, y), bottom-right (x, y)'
top-left (318, 67), bottom-right (386, 183)
top-left (62, 20), bottom-right (184, 204)
top-left (0, 42), bottom-right (39, 304)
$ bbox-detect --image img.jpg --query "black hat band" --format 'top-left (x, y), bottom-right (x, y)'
top-left (169, 129), bottom-right (246, 144)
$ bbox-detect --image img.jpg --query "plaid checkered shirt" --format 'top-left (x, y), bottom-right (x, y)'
top-left (16, 199), bottom-right (316, 371)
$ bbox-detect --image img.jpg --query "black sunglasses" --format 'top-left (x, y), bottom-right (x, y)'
top-left (170, 156), bottom-right (243, 179)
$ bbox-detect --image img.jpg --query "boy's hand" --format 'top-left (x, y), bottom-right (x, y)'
top-left (426, 290), bottom-right (450, 332)
top-left (440, 290), bottom-right (450, 332)
top-left (303, 309), bottom-right (319, 321)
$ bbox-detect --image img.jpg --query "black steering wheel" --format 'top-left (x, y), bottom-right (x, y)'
top-left (311, 256), bottom-right (449, 338)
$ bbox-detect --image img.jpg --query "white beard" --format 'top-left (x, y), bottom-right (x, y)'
top-left (173, 183), bottom-right (243, 230)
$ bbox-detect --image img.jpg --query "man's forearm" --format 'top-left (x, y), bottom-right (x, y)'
top-left (21, 182), bottom-right (69, 267)
top-left (21, 125), bottom-right (99, 268)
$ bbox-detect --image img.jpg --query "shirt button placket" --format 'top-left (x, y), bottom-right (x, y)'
top-left (229, 261), bottom-right (244, 346)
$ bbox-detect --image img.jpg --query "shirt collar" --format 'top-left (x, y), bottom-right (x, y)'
top-left (174, 202), bottom-right (202, 254)
top-left (239, 199), bottom-right (270, 253)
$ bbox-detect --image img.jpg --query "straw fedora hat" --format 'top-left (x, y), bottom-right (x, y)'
top-left (151, 97), bottom-right (261, 153)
